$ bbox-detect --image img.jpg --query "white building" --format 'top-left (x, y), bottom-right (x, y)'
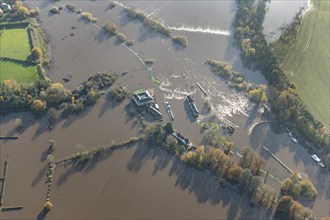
top-left (133, 90), bottom-right (153, 107)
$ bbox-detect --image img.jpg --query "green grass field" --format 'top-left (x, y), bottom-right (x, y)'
top-left (0, 27), bottom-right (32, 60)
top-left (0, 61), bottom-right (39, 84)
top-left (281, 0), bottom-right (330, 128)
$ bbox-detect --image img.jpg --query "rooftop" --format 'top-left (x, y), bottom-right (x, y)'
top-left (133, 90), bottom-right (154, 106)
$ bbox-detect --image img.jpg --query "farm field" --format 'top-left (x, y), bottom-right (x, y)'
top-left (281, 0), bottom-right (330, 127)
top-left (0, 26), bottom-right (32, 60)
top-left (0, 61), bottom-right (39, 84)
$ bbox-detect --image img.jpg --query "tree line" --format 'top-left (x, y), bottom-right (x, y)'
top-left (233, 0), bottom-right (329, 156)
top-left (0, 72), bottom-right (118, 127)
top-left (143, 122), bottom-right (317, 219)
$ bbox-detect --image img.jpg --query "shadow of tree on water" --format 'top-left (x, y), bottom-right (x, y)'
top-left (31, 164), bottom-right (48, 188)
top-left (126, 144), bottom-right (172, 176)
top-left (51, 139), bottom-right (269, 219)
top-left (55, 141), bottom-right (140, 187)
top-left (125, 144), bottom-right (269, 220)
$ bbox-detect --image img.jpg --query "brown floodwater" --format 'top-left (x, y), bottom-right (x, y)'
top-left (1, 0), bottom-right (328, 219)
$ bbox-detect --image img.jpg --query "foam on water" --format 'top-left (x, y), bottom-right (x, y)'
top-left (113, 0), bottom-right (249, 127)
top-left (167, 26), bottom-right (231, 36)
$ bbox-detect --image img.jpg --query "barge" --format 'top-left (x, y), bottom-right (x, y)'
top-left (164, 101), bottom-right (175, 120)
top-left (186, 95), bottom-right (199, 117)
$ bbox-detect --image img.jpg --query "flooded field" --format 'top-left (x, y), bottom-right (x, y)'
top-left (1, 0), bottom-right (328, 219)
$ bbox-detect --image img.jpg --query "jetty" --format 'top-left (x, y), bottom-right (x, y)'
top-left (262, 146), bottom-right (293, 174)
top-left (196, 83), bottom-right (208, 96)
top-left (0, 158), bottom-right (23, 215)
top-left (0, 137), bottom-right (18, 140)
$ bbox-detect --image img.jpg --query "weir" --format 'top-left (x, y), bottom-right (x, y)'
top-left (167, 26), bottom-right (230, 36)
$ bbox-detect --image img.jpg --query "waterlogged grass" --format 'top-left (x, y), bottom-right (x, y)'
top-left (0, 27), bottom-right (31, 60)
top-left (0, 61), bottom-right (39, 84)
top-left (153, 79), bottom-right (161, 85)
top-left (281, 0), bottom-right (330, 127)
top-left (197, 121), bottom-right (219, 131)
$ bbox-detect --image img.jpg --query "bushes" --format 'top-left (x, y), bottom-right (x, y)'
top-left (116, 33), bottom-right (127, 43)
top-left (31, 47), bottom-right (42, 61)
top-left (275, 196), bottom-right (315, 220)
top-left (29, 7), bottom-right (40, 17)
top-left (66, 3), bottom-right (81, 13)
top-left (46, 83), bottom-right (71, 105)
top-left (144, 58), bottom-right (154, 65)
top-left (1, 71), bottom-right (118, 118)
top-left (281, 172), bottom-right (318, 200)
top-left (31, 99), bottom-right (46, 112)
top-left (126, 39), bottom-right (135, 46)
top-left (247, 85), bottom-right (268, 104)
top-left (85, 89), bottom-right (100, 105)
top-left (81, 12), bottom-right (98, 23)
top-left (103, 21), bottom-right (117, 35)
top-left (17, 5), bottom-right (29, 15)
top-left (108, 86), bottom-right (129, 102)
top-left (49, 139), bottom-right (56, 152)
top-left (205, 59), bottom-right (268, 104)
top-left (49, 6), bottom-right (60, 14)
top-left (14, 118), bottom-right (23, 130)
top-left (172, 35), bottom-right (188, 48)
top-left (43, 201), bottom-right (53, 210)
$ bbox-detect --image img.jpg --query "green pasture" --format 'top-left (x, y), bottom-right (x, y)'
top-left (0, 27), bottom-right (32, 60)
top-left (281, 0), bottom-right (330, 127)
top-left (0, 61), bottom-right (39, 84)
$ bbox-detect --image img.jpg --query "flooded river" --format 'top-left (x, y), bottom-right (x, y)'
top-left (1, 0), bottom-right (328, 219)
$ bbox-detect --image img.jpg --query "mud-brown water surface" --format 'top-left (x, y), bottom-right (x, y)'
top-left (1, 0), bottom-right (328, 219)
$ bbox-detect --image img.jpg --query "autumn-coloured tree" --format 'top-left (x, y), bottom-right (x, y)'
top-left (224, 141), bottom-right (234, 155)
top-left (46, 83), bottom-right (70, 105)
top-left (43, 200), bottom-right (53, 210)
top-left (17, 5), bottom-right (29, 15)
top-left (275, 196), bottom-right (315, 220)
top-left (251, 157), bottom-right (265, 175)
top-left (249, 176), bottom-right (262, 196)
top-left (238, 168), bottom-right (252, 191)
top-left (103, 21), bottom-right (117, 35)
top-left (281, 172), bottom-right (317, 200)
top-left (31, 47), bottom-right (42, 61)
top-left (226, 164), bottom-right (242, 182)
top-left (240, 146), bottom-right (254, 167)
top-left (31, 99), bottom-right (46, 112)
